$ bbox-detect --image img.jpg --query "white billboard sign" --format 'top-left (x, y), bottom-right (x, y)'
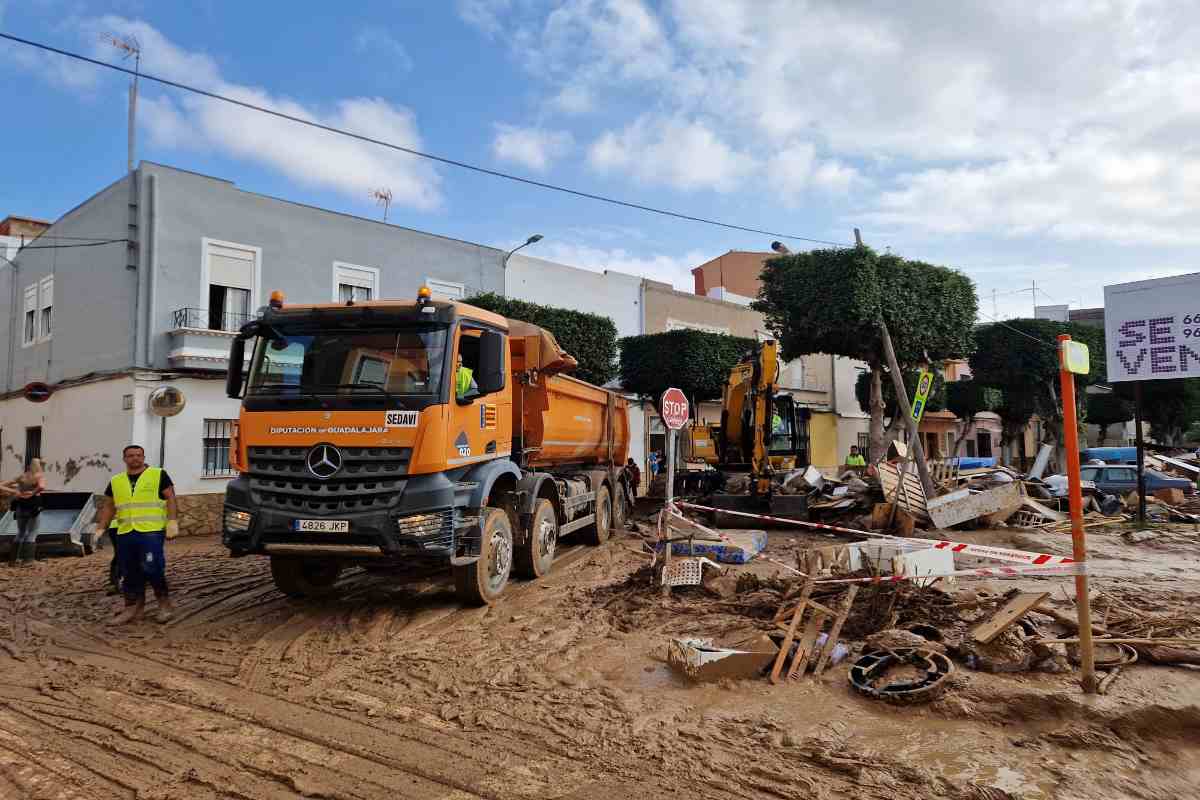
top-left (1104, 273), bottom-right (1200, 382)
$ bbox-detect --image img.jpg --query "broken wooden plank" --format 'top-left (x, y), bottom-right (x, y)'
top-left (878, 461), bottom-right (929, 521)
top-left (1020, 496), bottom-right (1067, 523)
top-left (813, 585), bottom-right (859, 677)
top-left (971, 591), bottom-right (1050, 644)
top-left (770, 575), bottom-right (815, 684)
top-left (786, 610), bottom-right (828, 681)
top-left (928, 482), bottom-right (1023, 529)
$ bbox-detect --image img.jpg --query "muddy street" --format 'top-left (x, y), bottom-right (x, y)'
top-left (3, 527), bottom-right (1200, 800)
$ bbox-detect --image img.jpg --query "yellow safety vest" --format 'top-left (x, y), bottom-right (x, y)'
top-left (110, 468), bottom-right (167, 535)
top-left (456, 366), bottom-right (474, 398)
top-left (846, 454), bottom-right (866, 467)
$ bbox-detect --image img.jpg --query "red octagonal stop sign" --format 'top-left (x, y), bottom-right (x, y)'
top-left (659, 387), bottom-right (689, 430)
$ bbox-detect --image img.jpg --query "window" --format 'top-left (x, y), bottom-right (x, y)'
top-left (21, 283), bottom-right (37, 346)
top-left (202, 419), bottom-right (237, 478)
top-left (333, 262), bottom-right (379, 303)
top-left (1107, 468), bottom-right (1137, 483)
top-left (202, 238), bottom-right (260, 332)
top-left (1080, 467), bottom-right (1101, 481)
top-left (425, 276), bottom-right (465, 301)
top-left (976, 431), bottom-right (993, 458)
top-left (38, 276), bottom-right (52, 340)
top-left (965, 440), bottom-right (976, 457)
top-left (857, 433), bottom-right (870, 453)
top-left (665, 318), bottom-right (731, 334)
top-left (24, 426), bottom-right (41, 468)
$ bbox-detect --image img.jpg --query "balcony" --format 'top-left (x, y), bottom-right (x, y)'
top-left (167, 307), bottom-right (253, 369)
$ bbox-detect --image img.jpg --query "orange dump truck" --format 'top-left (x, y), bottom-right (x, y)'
top-left (221, 288), bottom-right (633, 604)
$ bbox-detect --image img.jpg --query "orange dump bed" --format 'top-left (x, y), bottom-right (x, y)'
top-left (508, 321), bottom-right (629, 469)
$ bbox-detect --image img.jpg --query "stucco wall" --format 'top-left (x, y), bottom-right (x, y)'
top-left (505, 254), bottom-right (642, 338)
top-left (0, 375), bottom-right (132, 490)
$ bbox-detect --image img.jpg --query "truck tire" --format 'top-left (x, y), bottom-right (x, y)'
top-left (454, 507), bottom-right (513, 605)
top-left (514, 499), bottom-right (556, 579)
top-left (583, 485), bottom-right (611, 546)
top-left (270, 556), bottom-right (342, 599)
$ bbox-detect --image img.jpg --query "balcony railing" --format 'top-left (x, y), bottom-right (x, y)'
top-left (173, 307), bottom-right (254, 333)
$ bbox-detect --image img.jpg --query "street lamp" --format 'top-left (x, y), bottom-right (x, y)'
top-left (502, 234), bottom-right (543, 269)
top-left (770, 241), bottom-right (791, 255)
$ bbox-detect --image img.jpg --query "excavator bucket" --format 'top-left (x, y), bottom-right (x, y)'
top-left (706, 492), bottom-right (808, 529)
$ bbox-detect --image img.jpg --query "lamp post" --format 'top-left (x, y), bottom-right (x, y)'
top-left (502, 234), bottom-right (543, 269)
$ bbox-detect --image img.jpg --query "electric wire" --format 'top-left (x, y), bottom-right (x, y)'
top-left (0, 31), bottom-right (853, 248)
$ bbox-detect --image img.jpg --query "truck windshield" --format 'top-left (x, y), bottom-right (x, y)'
top-left (247, 326), bottom-right (448, 401)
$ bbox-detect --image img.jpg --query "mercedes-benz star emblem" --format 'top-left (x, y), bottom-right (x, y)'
top-left (306, 444), bottom-right (343, 479)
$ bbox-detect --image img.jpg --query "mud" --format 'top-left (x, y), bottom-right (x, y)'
top-left (2, 524), bottom-right (1200, 799)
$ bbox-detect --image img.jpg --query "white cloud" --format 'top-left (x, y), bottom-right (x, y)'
top-left (588, 114), bottom-right (756, 192)
top-left (456, 0), bottom-right (512, 36)
top-left (552, 83), bottom-right (593, 114)
top-left (56, 16), bottom-right (441, 210)
top-left (353, 28), bottom-right (414, 72)
top-left (491, 124), bottom-right (573, 172)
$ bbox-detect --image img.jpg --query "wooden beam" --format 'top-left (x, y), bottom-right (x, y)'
top-left (971, 591), bottom-right (1050, 644)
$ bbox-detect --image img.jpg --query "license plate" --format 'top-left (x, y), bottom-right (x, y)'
top-left (294, 519), bottom-right (350, 533)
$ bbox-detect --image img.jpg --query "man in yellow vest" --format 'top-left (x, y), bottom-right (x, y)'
top-left (846, 445), bottom-right (867, 467)
top-left (456, 353), bottom-right (476, 400)
top-left (94, 445), bottom-right (180, 624)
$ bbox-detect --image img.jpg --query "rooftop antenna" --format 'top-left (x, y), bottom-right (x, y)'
top-left (102, 32), bottom-right (141, 174)
top-left (370, 188), bottom-right (393, 222)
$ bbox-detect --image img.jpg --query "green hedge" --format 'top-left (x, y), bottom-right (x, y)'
top-left (466, 292), bottom-right (618, 386)
top-left (619, 330), bottom-right (757, 407)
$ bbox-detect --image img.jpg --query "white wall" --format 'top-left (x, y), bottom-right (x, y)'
top-left (832, 357), bottom-right (870, 417)
top-left (0, 376), bottom-right (134, 491)
top-left (131, 373), bottom-right (241, 495)
top-left (505, 254), bottom-right (643, 338)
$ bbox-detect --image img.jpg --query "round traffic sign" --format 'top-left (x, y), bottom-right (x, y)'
top-left (659, 387), bottom-right (689, 430)
top-left (22, 382), bottom-right (51, 403)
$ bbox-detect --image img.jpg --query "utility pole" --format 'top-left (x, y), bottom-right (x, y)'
top-left (992, 288), bottom-right (998, 319)
top-left (856, 228), bottom-right (936, 500)
top-left (1032, 279), bottom-right (1037, 317)
top-left (103, 33), bottom-right (141, 173)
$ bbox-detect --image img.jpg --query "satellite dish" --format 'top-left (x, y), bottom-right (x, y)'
top-left (148, 385), bottom-right (186, 418)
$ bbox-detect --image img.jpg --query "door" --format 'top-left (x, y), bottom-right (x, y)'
top-left (447, 328), bottom-right (511, 469)
top-left (976, 432), bottom-right (993, 458)
top-left (24, 426), bottom-right (42, 468)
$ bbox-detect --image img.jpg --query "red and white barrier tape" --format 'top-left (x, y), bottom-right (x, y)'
top-left (665, 505), bottom-right (808, 577)
top-left (674, 501), bottom-right (1077, 568)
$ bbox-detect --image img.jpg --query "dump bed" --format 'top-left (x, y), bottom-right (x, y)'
top-left (508, 319), bottom-right (629, 470)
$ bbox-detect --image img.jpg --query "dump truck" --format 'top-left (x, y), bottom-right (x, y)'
top-left (220, 286), bottom-right (634, 605)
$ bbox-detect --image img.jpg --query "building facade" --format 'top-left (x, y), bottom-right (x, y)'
top-left (0, 162), bottom-right (505, 528)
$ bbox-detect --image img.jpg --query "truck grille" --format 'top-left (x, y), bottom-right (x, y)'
top-left (247, 446), bottom-right (411, 514)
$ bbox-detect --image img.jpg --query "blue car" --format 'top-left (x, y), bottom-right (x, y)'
top-left (1077, 465), bottom-right (1193, 497)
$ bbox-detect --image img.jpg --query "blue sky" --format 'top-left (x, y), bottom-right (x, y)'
top-left (2, 0), bottom-right (1199, 319)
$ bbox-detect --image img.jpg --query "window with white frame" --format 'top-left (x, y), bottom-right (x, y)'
top-left (21, 283), bottom-right (37, 346)
top-left (333, 262), bottom-right (379, 303)
top-left (203, 239), bottom-right (260, 332)
top-left (425, 276), bottom-right (465, 301)
top-left (201, 419), bottom-right (237, 477)
top-left (38, 276), bottom-right (52, 340)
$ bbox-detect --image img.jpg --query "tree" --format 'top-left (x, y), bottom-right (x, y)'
top-left (1086, 393), bottom-right (1133, 446)
top-left (754, 247), bottom-right (977, 460)
top-left (945, 378), bottom-right (1004, 454)
top-left (467, 292), bottom-right (618, 386)
top-left (854, 368), bottom-right (947, 444)
top-left (969, 319), bottom-right (1105, 468)
top-left (618, 330), bottom-right (756, 411)
top-left (1114, 378), bottom-right (1200, 446)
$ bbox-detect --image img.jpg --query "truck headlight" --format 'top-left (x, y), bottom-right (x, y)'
top-left (225, 509), bottom-right (253, 532)
top-left (396, 512), bottom-right (448, 538)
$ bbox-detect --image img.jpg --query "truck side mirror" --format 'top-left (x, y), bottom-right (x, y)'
top-left (476, 331), bottom-right (506, 395)
top-left (226, 338), bottom-right (246, 398)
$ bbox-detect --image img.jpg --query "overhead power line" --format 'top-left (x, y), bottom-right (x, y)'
top-left (10, 239), bottom-right (129, 250)
top-left (975, 308), bottom-right (1059, 349)
top-left (0, 31), bottom-right (852, 248)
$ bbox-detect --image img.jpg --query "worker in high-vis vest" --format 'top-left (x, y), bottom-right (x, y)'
top-left (94, 445), bottom-right (180, 625)
top-left (455, 353), bottom-right (477, 400)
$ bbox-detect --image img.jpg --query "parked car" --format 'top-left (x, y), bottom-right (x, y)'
top-left (1077, 465), bottom-right (1193, 497)
top-left (1079, 447), bottom-right (1137, 465)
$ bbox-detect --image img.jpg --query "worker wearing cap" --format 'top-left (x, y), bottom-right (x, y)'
top-left (846, 445), bottom-right (867, 467)
top-left (94, 445), bottom-right (179, 624)
top-left (456, 353), bottom-right (477, 399)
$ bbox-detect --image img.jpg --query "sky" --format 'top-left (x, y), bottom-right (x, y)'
top-left (2, 0), bottom-right (1199, 321)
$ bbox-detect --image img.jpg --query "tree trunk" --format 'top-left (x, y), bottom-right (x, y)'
top-left (952, 418), bottom-right (974, 457)
top-left (1097, 423), bottom-right (1109, 446)
top-left (868, 361), bottom-right (886, 462)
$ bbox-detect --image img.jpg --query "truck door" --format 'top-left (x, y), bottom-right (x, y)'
top-left (448, 328), bottom-right (509, 467)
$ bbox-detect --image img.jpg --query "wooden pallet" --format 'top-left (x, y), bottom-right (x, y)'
top-left (770, 580), bottom-right (859, 683)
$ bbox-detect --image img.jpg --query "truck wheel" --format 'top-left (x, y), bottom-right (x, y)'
top-left (514, 499), bottom-right (556, 579)
top-left (454, 507), bottom-right (513, 605)
top-left (583, 486), bottom-right (611, 546)
top-left (270, 556), bottom-right (342, 599)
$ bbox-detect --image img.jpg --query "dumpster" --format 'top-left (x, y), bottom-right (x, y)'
top-left (0, 492), bottom-right (98, 558)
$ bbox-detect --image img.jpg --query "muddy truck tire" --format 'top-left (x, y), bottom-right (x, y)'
top-left (455, 507), bottom-right (514, 605)
top-left (514, 499), bottom-right (557, 579)
top-left (270, 556), bottom-right (342, 598)
top-left (583, 485), bottom-right (611, 546)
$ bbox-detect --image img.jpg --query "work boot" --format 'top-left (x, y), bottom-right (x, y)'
top-left (17, 542), bottom-right (36, 567)
top-left (110, 599), bottom-right (144, 626)
top-left (105, 583), bottom-right (121, 596)
top-left (155, 594), bottom-right (176, 624)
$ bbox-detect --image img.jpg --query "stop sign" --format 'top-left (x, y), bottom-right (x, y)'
top-left (659, 387), bottom-right (689, 430)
